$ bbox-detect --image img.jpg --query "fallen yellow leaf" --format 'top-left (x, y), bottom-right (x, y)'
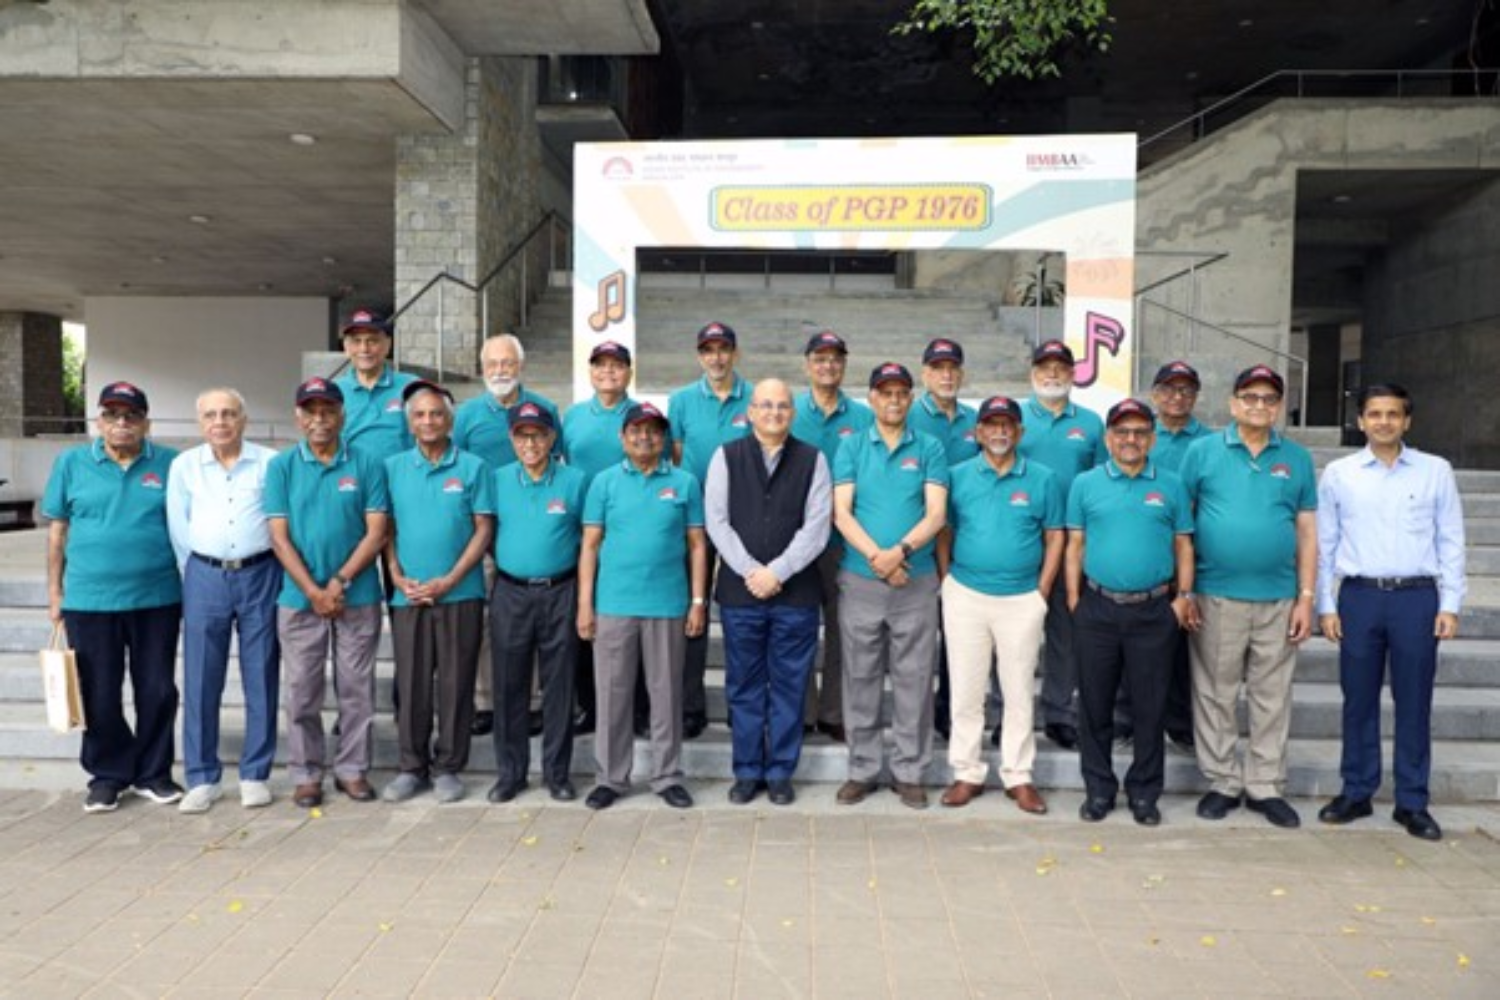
top-left (1394, 857), bottom-right (1407, 867)
top-left (310, 807), bottom-right (323, 819)
top-left (378, 922), bottom-right (393, 932)
top-left (1270, 888), bottom-right (1287, 897)
top-left (1089, 843), bottom-right (1104, 854)
top-left (1420, 916), bottom-right (1436, 925)
top-left (1366, 969), bottom-right (1391, 980)
top-left (1341, 926), bottom-right (1360, 935)
top-left (521, 835), bottom-right (538, 847)
top-left (1457, 953), bottom-right (1470, 968)
top-left (1200, 935), bottom-right (1216, 947)
top-left (227, 900), bottom-right (243, 914)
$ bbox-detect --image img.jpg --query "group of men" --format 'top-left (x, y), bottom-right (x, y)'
top-left (42, 310), bottom-right (1466, 840)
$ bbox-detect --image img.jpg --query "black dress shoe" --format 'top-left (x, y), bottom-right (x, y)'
top-left (469, 710), bottom-right (494, 737)
top-left (1079, 797), bottom-right (1115, 822)
top-left (548, 781), bottom-right (577, 802)
top-left (633, 716), bottom-right (650, 738)
top-left (585, 786), bottom-right (619, 810)
top-left (1130, 799), bottom-right (1162, 826)
top-left (486, 780), bottom-right (527, 804)
top-left (1246, 796), bottom-right (1301, 829)
top-left (1393, 806), bottom-right (1443, 841)
top-left (572, 710), bottom-right (596, 735)
top-left (1045, 723), bottom-right (1080, 751)
top-left (728, 779), bottom-right (764, 805)
top-left (683, 714), bottom-right (708, 740)
top-left (989, 722), bottom-right (1001, 748)
top-left (1196, 791), bottom-right (1242, 821)
top-left (767, 780), bottom-right (795, 806)
top-left (1318, 795), bottom-right (1373, 825)
top-left (815, 721), bottom-right (846, 744)
top-left (528, 710), bottom-right (544, 737)
top-left (333, 776), bottom-right (377, 802)
top-left (657, 784), bottom-right (694, 809)
top-left (1167, 729), bottom-right (1196, 752)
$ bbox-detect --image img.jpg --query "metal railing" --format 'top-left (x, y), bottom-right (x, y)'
top-left (637, 248), bottom-right (897, 292)
top-left (384, 210), bottom-right (571, 382)
top-left (1140, 68), bottom-right (1499, 153)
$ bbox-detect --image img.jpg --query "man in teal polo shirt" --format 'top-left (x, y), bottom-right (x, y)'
top-left (452, 332), bottom-right (563, 737)
top-left (832, 362), bottom-right (949, 810)
top-left (44, 381), bottom-right (183, 813)
top-left (335, 307), bottom-right (416, 459)
top-left (560, 340), bottom-right (636, 735)
top-left (1018, 339), bottom-right (1107, 752)
top-left (265, 377), bottom-right (390, 809)
top-left (1066, 399), bottom-right (1196, 826)
top-left (790, 328), bottom-right (872, 743)
top-left (1179, 364), bottom-right (1318, 829)
top-left (490, 402), bottom-right (588, 804)
top-left (577, 402), bottom-right (708, 810)
top-left (668, 320), bottom-right (752, 738)
top-left (937, 395), bottom-right (1062, 815)
top-left (382, 381), bottom-right (494, 805)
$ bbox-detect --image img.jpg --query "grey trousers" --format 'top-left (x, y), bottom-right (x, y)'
top-left (837, 570), bottom-right (940, 785)
top-left (803, 543), bottom-right (844, 727)
top-left (594, 615), bottom-right (685, 793)
top-left (390, 600), bottom-right (483, 777)
top-left (278, 603), bottom-right (381, 785)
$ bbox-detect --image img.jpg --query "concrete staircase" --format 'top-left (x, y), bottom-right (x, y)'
top-left (1, 462), bottom-right (1498, 800)
top-left (514, 280), bottom-right (1048, 405)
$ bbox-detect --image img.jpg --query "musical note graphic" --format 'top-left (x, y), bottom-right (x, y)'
top-left (1073, 311), bottom-right (1125, 388)
top-left (587, 270), bottom-right (627, 332)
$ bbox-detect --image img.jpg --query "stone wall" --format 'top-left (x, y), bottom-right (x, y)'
top-left (394, 56), bottom-right (540, 379)
top-left (0, 312), bottom-right (64, 438)
top-left (1363, 178), bottom-right (1500, 468)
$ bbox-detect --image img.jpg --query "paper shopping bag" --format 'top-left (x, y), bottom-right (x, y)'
top-left (39, 623), bottom-right (85, 734)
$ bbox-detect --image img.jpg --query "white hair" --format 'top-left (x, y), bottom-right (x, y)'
top-left (195, 386), bottom-right (248, 416)
top-left (483, 333), bottom-right (526, 364)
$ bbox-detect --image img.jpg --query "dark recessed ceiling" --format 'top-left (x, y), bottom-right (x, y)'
top-left (651, 0), bottom-right (1488, 154)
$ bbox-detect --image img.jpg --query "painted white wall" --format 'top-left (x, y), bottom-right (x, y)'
top-left (84, 296), bottom-right (329, 443)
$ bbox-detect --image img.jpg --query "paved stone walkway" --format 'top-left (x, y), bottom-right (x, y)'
top-left (0, 780), bottom-right (1497, 998)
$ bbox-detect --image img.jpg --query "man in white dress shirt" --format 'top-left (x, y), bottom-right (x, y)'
top-left (166, 388), bottom-right (281, 812)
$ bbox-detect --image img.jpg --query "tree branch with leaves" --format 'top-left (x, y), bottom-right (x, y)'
top-left (893, 0), bottom-right (1112, 83)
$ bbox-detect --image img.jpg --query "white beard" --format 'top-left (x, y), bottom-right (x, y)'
top-left (1033, 383), bottom-right (1070, 403)
top-left (487, 376), bottom-right (518, 399)
top-left (984, 438), bottom-right (1014, 457)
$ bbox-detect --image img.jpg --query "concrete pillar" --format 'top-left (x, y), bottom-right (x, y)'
top-left (0, 312), bottom-right (65, 437)
top-left (394, 56), bottom-right (541, 379)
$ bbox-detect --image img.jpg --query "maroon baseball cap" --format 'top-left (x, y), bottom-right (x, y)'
top-left (1106, 398), bottom-right (1155, 426)
top-left (977, 395), bottom-right (1023, 424)
top-left (340, 307), bottom-right (392, 337)
top-left (1032, 340), bottom-right (1075, 366)
top-left (590, 341), bottom-right (633, 365)
top-left (922, 338), bottom-right (965, 366)
top-left (1233, 364), bottom-right (1285, 396)
top-left (804, 329), bottom-right (848, 355)
top-left (295, 377), bottom-right (344, 407)
top-left (868, 362), bottom-right (914, 389)
top-left (1152, 360), bottom-right (1201, 388)
top-left (508, 401), bottom-right (555, 432)
top-left (622, 401), bottom-right (669, 428)
top-left (401, 379), bottom-right (454, 405)
top-left (97, 381), bottom-right (149, 413)
top-left (696, 321), bottom-right (737, 349)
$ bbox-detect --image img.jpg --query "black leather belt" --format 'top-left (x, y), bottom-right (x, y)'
top-left (497, 568), bottom-right (577, 588)
top-left (1345, 576), bottom-right (1436, 591)
top-left (1086, 578), bottom-right (1172, 605)
top-left (192, 550), bottom-right (276, 571)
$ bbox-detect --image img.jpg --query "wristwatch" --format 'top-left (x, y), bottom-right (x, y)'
top-left (332, 573), bottom-right (350, 588)
top-left (899, 541), bottom-right (915, 558)
top-left (690, 597), bottom-right (706, 606)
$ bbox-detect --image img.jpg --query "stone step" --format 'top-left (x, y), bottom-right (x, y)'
top-left (3, 704), bottom-right (1498, 802)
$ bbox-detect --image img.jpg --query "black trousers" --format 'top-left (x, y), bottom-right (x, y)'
top-left (1074, 588), bottom-right (1178, 804)
top-left (64, 604), bottom-right (182, 791)
top-left (491, 578), bottom-right (578, 787)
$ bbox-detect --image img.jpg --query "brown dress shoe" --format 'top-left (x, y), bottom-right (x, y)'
top-left (293, 782), bottom-right (323, 809)
top-left (333, 776), bottom-right (376, 802)
top-left (892, 781), bottom-right (929, 810)
top-left (1005, 783), bottom-right (1048, 814)
top-left (940, 780), bottom-right (986, 807)
top-left (835, 779), bottom-right (878, 805)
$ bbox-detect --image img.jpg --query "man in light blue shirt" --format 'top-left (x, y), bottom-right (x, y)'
top-left (166, 387), bottom-right (281, 813)
top-left (1315, 383), bottom-right (1466, 841)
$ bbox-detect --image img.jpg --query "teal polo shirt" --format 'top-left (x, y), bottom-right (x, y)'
top-left (336, 364), bottom-right (417, 459)
top-left (1151, 416), bottom-right (1213, 473)
top-left (1066, 459), bottom-right (1193, 593)
top-left (384, 445), bottom-right (494, 606)
top-left (947, 455), bottom-right (1063, 596)
top-left (1178, 424), bottom-right (1317, 601)
top-left (561, 393), bottom-right (635, 485)
top-left (668, 373), bottom-right (751, 484)
top-left (833, 425), bottom-right (950, 579)
top-left (453, 386), bottom-right (564, 471)
top-left (264, 442), bottom-right (390, 610)
top-left (41, 439), bottom-right (182, 612)
top-left (493, 460), bottom-right (588, 579)
top-left (790, 389), bottom-right (873, 464)
top-left (907, 393), bottom-right (978, 467)
top-left (1017, 397), bottom-right (1107, 495)
top-left (583, 459), bottom-right (704, 619)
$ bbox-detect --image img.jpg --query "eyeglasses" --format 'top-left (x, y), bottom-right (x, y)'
top-left (1235, 392), bottom-right (1282, 408)
top-left (1154, 385), bottom-right (1198, 398)
top-left (1109, 427), bottom-right (1152, 439)
top-left (99, 410), bottom-right (145, 425)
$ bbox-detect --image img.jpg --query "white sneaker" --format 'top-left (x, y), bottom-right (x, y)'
top-left (178, 783), bottom-right (223, 814)
top-left (240, 780), bottom-right (273, 809)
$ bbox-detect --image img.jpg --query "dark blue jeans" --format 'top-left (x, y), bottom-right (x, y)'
top-left (1337, 580), bottom-right (1440, 810)
top-left (720, 602), bottom-right (820, 781)
top-left (181, 555), bottom-right (282, 786)
top-left (64, 604), bottom-right (182, 791)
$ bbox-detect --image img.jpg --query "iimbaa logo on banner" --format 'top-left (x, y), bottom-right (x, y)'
top-left (602, 156), bottom-right (633, 181)
top-left (1025, 150), bottom-right (1095, 172)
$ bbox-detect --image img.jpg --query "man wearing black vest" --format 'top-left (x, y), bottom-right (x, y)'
top-left (705, 379), bottom-right (833, 806)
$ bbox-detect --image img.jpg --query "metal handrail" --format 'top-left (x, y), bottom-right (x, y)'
top-left (1136, 297), bottom-right (1309, 427)
top-left (1140, 68), bottom-right (1500, 152)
